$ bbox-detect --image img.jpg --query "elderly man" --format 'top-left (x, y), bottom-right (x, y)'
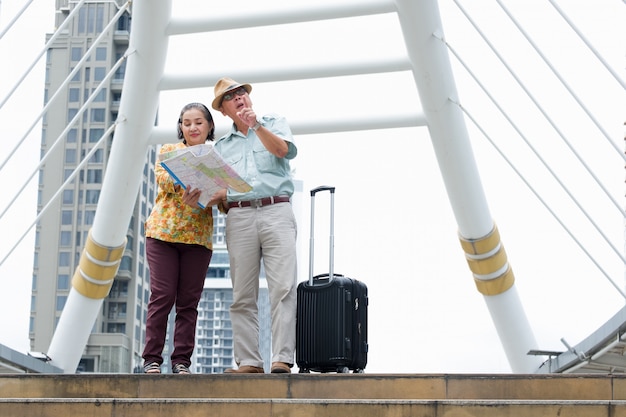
top-left (212, 77), bottom-right (298, 374)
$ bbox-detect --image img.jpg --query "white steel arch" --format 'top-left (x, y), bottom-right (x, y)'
top-left (45, 0), bottom-right (543, 373)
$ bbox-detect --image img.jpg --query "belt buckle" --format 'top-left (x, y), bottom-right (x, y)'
top-left (251, 198), bottom-right (264, 208)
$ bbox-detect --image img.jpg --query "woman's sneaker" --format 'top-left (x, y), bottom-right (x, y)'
top-left (172, 363), bottom-right (191, 374)
top-left (143, 362), bottom-right (161, 374)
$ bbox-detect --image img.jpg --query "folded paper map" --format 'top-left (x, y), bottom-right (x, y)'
top-left (159, 143), bottom-right (252, 208)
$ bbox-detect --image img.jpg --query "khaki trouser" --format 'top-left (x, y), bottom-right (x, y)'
top-left (226, 202), bottom-right (298, 368)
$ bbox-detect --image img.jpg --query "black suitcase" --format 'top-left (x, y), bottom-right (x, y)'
top-left (296, 186), bottom-right (368, 373)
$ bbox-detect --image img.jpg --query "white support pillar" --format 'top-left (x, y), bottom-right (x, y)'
top-left (394, 0), bottom-right (541, 373)
top-left (47, 0), bottom-right (172, 373)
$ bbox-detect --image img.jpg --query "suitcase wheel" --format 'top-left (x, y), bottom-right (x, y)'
top-left (337, 366), bottom-right (350, 373)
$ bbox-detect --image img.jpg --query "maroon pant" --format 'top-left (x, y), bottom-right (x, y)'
top-left (142, 238), bottom-right (212, 367)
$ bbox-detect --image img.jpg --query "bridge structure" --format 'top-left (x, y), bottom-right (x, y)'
top-left (0, 0), bottom-right (624, 375)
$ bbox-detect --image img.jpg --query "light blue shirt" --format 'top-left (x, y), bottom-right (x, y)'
top-left (214, 113), bottom-right (297, 202)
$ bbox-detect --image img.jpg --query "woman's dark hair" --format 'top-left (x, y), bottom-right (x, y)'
top-left (177, 102), bottom-right (215, 144)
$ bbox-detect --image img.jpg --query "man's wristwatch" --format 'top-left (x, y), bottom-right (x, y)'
top-left (251, 121), bottom-right (262, 132)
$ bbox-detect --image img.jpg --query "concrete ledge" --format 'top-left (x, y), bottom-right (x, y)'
top-left (2, 398), bottom-right (626, 417)
top-left (0, 373), bottom-right (625, 401)
top-left (3, 374), bottom-right (626, 417)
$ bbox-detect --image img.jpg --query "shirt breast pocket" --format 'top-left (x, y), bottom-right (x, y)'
top-left (225, 153), bottom-right (244, 176)
top-left (252, 141), bottom-right (277, 173)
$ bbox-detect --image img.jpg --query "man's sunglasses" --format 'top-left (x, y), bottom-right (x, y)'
top-left (222, 87), bottom-right (247, 102)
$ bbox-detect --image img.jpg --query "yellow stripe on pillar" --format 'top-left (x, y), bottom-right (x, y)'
top-left (466, 246), bottom-right (508, 275)
top-left (459, 225), bottom-right (515, 296)
top-left (459, 225), bottom-right (500, 255)
top-left (474, 266), bottom-right (515, 296)
top-left (71, 230), bottom-right (126, 299)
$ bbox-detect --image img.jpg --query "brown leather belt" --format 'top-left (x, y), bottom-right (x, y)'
top-left (228, 195), bottom-right (290, 209)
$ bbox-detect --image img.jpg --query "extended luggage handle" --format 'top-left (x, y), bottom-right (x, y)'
top-left (309, 186), bottom-right (335, 286)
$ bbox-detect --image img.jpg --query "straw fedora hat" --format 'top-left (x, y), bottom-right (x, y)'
top-left (212, 77), bottom-right (252, 110)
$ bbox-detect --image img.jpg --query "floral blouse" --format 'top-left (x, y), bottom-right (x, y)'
top-left (144, 142), bottom-right (214, 250)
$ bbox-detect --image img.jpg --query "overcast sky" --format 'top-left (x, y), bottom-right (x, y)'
top-left (0, 0), bottom-right (624, 373)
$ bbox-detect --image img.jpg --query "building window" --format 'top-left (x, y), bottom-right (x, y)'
top-left (56, 295), bottom-right (67, 311)
top-left (77, 4), bottom-right (104, 34)
top-left (89, 148), bottom-right (103, 163)
top-left (95, 47), bottom-right (107, 61)
top-left (114, 53), bottom-right (126, 80)
top-left (62, 190), bottom-right (74, 205)
top-left (117, 12), bottom-right (130, 31)
top-left (85, 189), bottom-right (100, 204)
top-left (110, 280), bottom-right (128, 298)
top-left (60, 231), bottom-right (72, 247)
top-left (57, 274), bottom-right (70, 290)
top-left (94, 67), bottom-right (106, 82)
top-left (61, 210), bottom-right (72, 225)
top-left (108, 302), bottom-right (127, 319)
top-left (84, 210), bottom-right (96, 225)
top-left (59, 252), bottom-right (70, 267)
top-left (89, 128), bottom-right (104, 143)
top-left (77, 358), bottom-right (95, 373)
top-left (93, 88), bottom-right (106, 102)
top-left (87, 5), bottom-right (96, 33)
top-left (91, 108), bottom-right (105, 123)
top-left (67, 108), bottom-right (78, 124)
top-left (71, 47), bottom-right (82, 61)
top-left (107, 323), bottom-right (126, 333)
top-left (69, 88), bottom-right (80, 103)
top-left (95, 4), bottom-right (104, 33)
top-left (65, 149), bottom-right (76, 164)
top-left (120, 256), bottom-right (132, 272)
top-left (86, 169), bottom-right (102, 184)
top-left (77, 7), bottom-right (87, 34)
top-left (71, 67), bottom-right (81, 82)
top-left (67, 128), bottom-right (78, 143)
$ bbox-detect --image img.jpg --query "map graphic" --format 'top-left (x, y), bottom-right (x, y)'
top-left (159, 143), bottom-right (252, 208)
